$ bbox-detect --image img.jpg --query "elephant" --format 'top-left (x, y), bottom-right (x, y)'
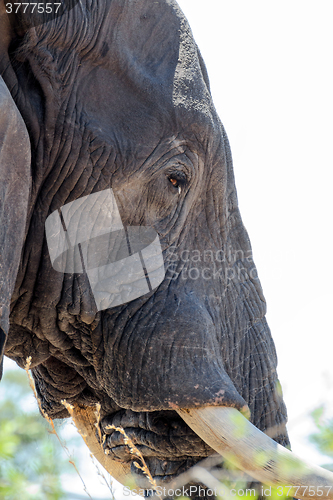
top-left (1, 1), bottom-right (333, 498)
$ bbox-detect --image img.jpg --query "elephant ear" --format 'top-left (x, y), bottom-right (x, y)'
top-left (0, 75), bottom-right (31, 378)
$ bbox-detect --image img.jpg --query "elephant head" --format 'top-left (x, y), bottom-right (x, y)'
top-left (1, 1), bottom-right (332, 497)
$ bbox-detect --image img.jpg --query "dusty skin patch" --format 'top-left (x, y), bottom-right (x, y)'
top-left (167, 0), bottom-right (213, 119)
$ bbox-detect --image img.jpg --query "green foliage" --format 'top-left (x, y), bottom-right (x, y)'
top-left (0, 367), bottom-right (70, 500)
top-left (213, 464), bottom-right (292, 500)
top-left (310, 405), bottom-right (333, 464)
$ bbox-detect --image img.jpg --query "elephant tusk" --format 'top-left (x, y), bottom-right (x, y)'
top-left (64, 402), bottom-right (132, 487)
top-left (177, 407), bottom-right (333, 500)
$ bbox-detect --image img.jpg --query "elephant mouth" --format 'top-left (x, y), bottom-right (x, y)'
top-left (100, 409), bottom-right (213, 482)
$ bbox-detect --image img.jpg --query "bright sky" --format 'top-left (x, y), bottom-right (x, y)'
top-left (2, 1), bottom-right (333, 497)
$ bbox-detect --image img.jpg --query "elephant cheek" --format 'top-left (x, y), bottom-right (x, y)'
top-left (0, 77), bottom-right (31, 373)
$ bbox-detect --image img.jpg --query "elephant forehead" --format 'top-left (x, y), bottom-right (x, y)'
top-left (16, 0), bottom-right (216, 132)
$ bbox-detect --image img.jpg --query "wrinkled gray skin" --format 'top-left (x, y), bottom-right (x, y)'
top-left (0, 0), bottom-right (289, 490)
top-left (0, 75), bottom-right (30, 377)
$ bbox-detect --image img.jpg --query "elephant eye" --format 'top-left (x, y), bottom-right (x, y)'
top-left (168, 172), bottom-right (187, 193)
top-left (169, 177), bottom-right (179, 188)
